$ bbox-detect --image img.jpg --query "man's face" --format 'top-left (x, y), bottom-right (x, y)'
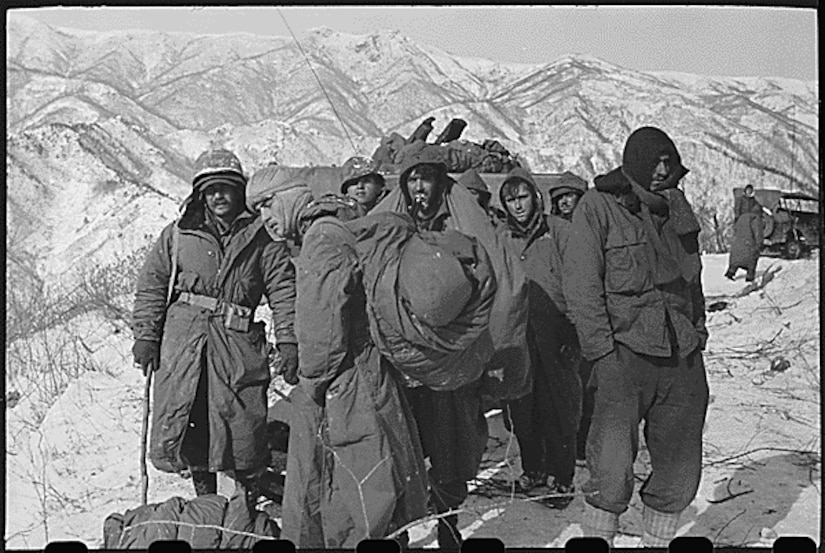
top-left (203, 183), bottom-right (243, 220)
top-left (347, 176), bottom-right (383, 209)
top-left (503, 182), bottom-right (534, 225)
top-left (557, 192), bottom-right (580, 217)
top-left (406, 168), bottom-right (440, 217)
top-left (258, 195), bottom-right (288, 241)
top-left (650, 154), bottom-right (673, 191)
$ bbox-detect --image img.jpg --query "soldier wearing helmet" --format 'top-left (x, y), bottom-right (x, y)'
top-left (340, 155), bottom-right (387, 212)
top-left (549, 171), bottom-right (588, 221)
top-left (131, 148), bottom-right (298, 515)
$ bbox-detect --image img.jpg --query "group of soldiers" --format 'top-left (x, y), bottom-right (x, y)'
top-left (131, 125), bottom-right (710, 548)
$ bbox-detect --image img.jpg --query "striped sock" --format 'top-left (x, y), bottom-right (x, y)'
top-left (641, 505), bottom-right (680, 547)
top-left (582, 502), bottom-right (619, 545)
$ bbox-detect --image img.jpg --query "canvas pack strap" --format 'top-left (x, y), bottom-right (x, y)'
top-left (166, 221), bottom-right (180, 307)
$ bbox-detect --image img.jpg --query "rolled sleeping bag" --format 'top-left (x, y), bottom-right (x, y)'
top-left (348, 212), bottom-right (496, 391)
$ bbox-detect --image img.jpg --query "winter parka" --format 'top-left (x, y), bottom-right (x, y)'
top-left (499, 168), bottom-right (582, 438)
top-left (564, 153), bottom-right (707, 362)
top-left (132, 199), bottom-right (297, 474)
top-left (281, 216), bottom-right (428, 547)
top-left (728, 210), bottom-right (763, 272)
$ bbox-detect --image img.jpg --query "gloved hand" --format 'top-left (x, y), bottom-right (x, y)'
top-left (133, 339), bottom-right (161, 377)
top-left (277, 343), bottom-right (299, 385)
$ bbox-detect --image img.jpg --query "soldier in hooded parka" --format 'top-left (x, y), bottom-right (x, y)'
top-left (131, 149), bottom-right (298, 513)
top-left (498, 167), bottom-right (582, 509)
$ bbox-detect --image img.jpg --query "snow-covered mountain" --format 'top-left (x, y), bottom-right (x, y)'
top-left (6, 14), bottom-right (819, 283)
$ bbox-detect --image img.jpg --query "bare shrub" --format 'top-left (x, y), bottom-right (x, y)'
top-left (5, 270), bottom-right (83, 347)
top-left (71, 243), bottom-right (154, 329)
top-left (5, 244), bottom-right (151, 425)
top-left (689, 176), bottom-right (734, 254)
top-left (5, 322), bottom-right (101, 428)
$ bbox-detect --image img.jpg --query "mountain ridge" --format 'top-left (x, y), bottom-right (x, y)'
top-left (5, 13), bottom-right (819, 285)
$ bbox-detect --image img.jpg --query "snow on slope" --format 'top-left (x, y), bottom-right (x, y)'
top-left (5, 254), bottom-right (820, 549)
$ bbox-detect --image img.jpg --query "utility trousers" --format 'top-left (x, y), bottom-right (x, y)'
top-left (405, 382), bottom-right (488, 512)
top-left (506, 351), bottom-right (577, 487)
top-left (583, 342), bottom-right (709, 514)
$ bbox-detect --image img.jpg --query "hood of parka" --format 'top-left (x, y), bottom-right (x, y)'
top-left (499, 166), bottom-right (544, 236)
top-left (246, 166), bottom-right (314, 241)
top-left (397, 149), bottom-right (452, 209)
top-left (622, 126), bottom-right (689, 191)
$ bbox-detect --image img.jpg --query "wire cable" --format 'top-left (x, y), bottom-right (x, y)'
top-left (277, 9), bottom-right (359, 157)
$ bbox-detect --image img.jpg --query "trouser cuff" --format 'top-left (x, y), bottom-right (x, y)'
top-left (582, 502), bottom-right (618, 544)
top-left (642, 505), bottom-right (680, 547)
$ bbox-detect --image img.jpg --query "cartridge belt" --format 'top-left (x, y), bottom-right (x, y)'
top-left (178, 292), bottom-right (253, 332)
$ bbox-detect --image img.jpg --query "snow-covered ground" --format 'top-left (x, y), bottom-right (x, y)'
top-left (5, 252), bottom-right (820, 548)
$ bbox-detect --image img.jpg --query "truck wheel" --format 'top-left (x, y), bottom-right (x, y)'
top-left (784, 240), bottom-right (804, 259)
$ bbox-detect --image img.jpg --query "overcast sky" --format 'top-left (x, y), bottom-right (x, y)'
top-left (13, 6), bottom-right (819, 81)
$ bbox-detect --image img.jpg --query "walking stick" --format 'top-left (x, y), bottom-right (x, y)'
top-left (139, 219), bottom-right (177, 505)
top-left (140, 367), bottom-right (153, 506)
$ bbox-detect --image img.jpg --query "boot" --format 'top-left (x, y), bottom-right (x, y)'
top-left (515, 471), bottom-right (547, 494)
top-left (191, 470), bottom-right (217, 496)
top-left (436, 514), bottom-right (462, 550)
top-left (408, 117), bottom-right (435, 144)
top-left (433, 119), bottom-right (467, 144)
top-left (582, 502), bottom-right (618, 546)
top-left (541, 482), bottom-right (575, 510)
top-left (641, 505), bottom-right (680, 547)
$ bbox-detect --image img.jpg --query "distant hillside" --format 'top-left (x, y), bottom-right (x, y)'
top-left (5, 14), bottom-right (819, 282)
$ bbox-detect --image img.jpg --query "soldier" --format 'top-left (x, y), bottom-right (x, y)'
top-left (498, 167), bottom-right (582, 509)
top-left (246, 167), bottom-right (429, 547)
top-left (456, 168), bottom-right (507, 224)
top-left (372, 149), bottom-right (530, 549)
top-left (549, 171), bottom-right (588, 221)
top-left (340, 155), bottom-right (387, 213)
top-left (726, 185), bottom-right (764, 282)
top-left (564, 127), bottom-right (709, 547)
top-left (131, 149), bottom-right (298, 513)
top-left (546, 171), bottom-right (593, 464)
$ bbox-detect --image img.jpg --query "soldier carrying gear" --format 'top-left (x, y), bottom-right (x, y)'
top-left (372, 149), bottom-right (531, 549)
top-left (246, 168), bottom-right (429, 547)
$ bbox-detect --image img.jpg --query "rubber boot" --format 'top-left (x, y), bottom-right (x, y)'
top-left (582, 502), bottom-right (618, 546)
top-left (191, 470), bottom-right (217, 496)
top-left (408, 117), bottom-right (435, 144)
top-left (433, 119), bottom-right (467, 144)
top-left (641, 505), bottom-right (680, 548)
top-left (436, 514), bottom-right (462, 550)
